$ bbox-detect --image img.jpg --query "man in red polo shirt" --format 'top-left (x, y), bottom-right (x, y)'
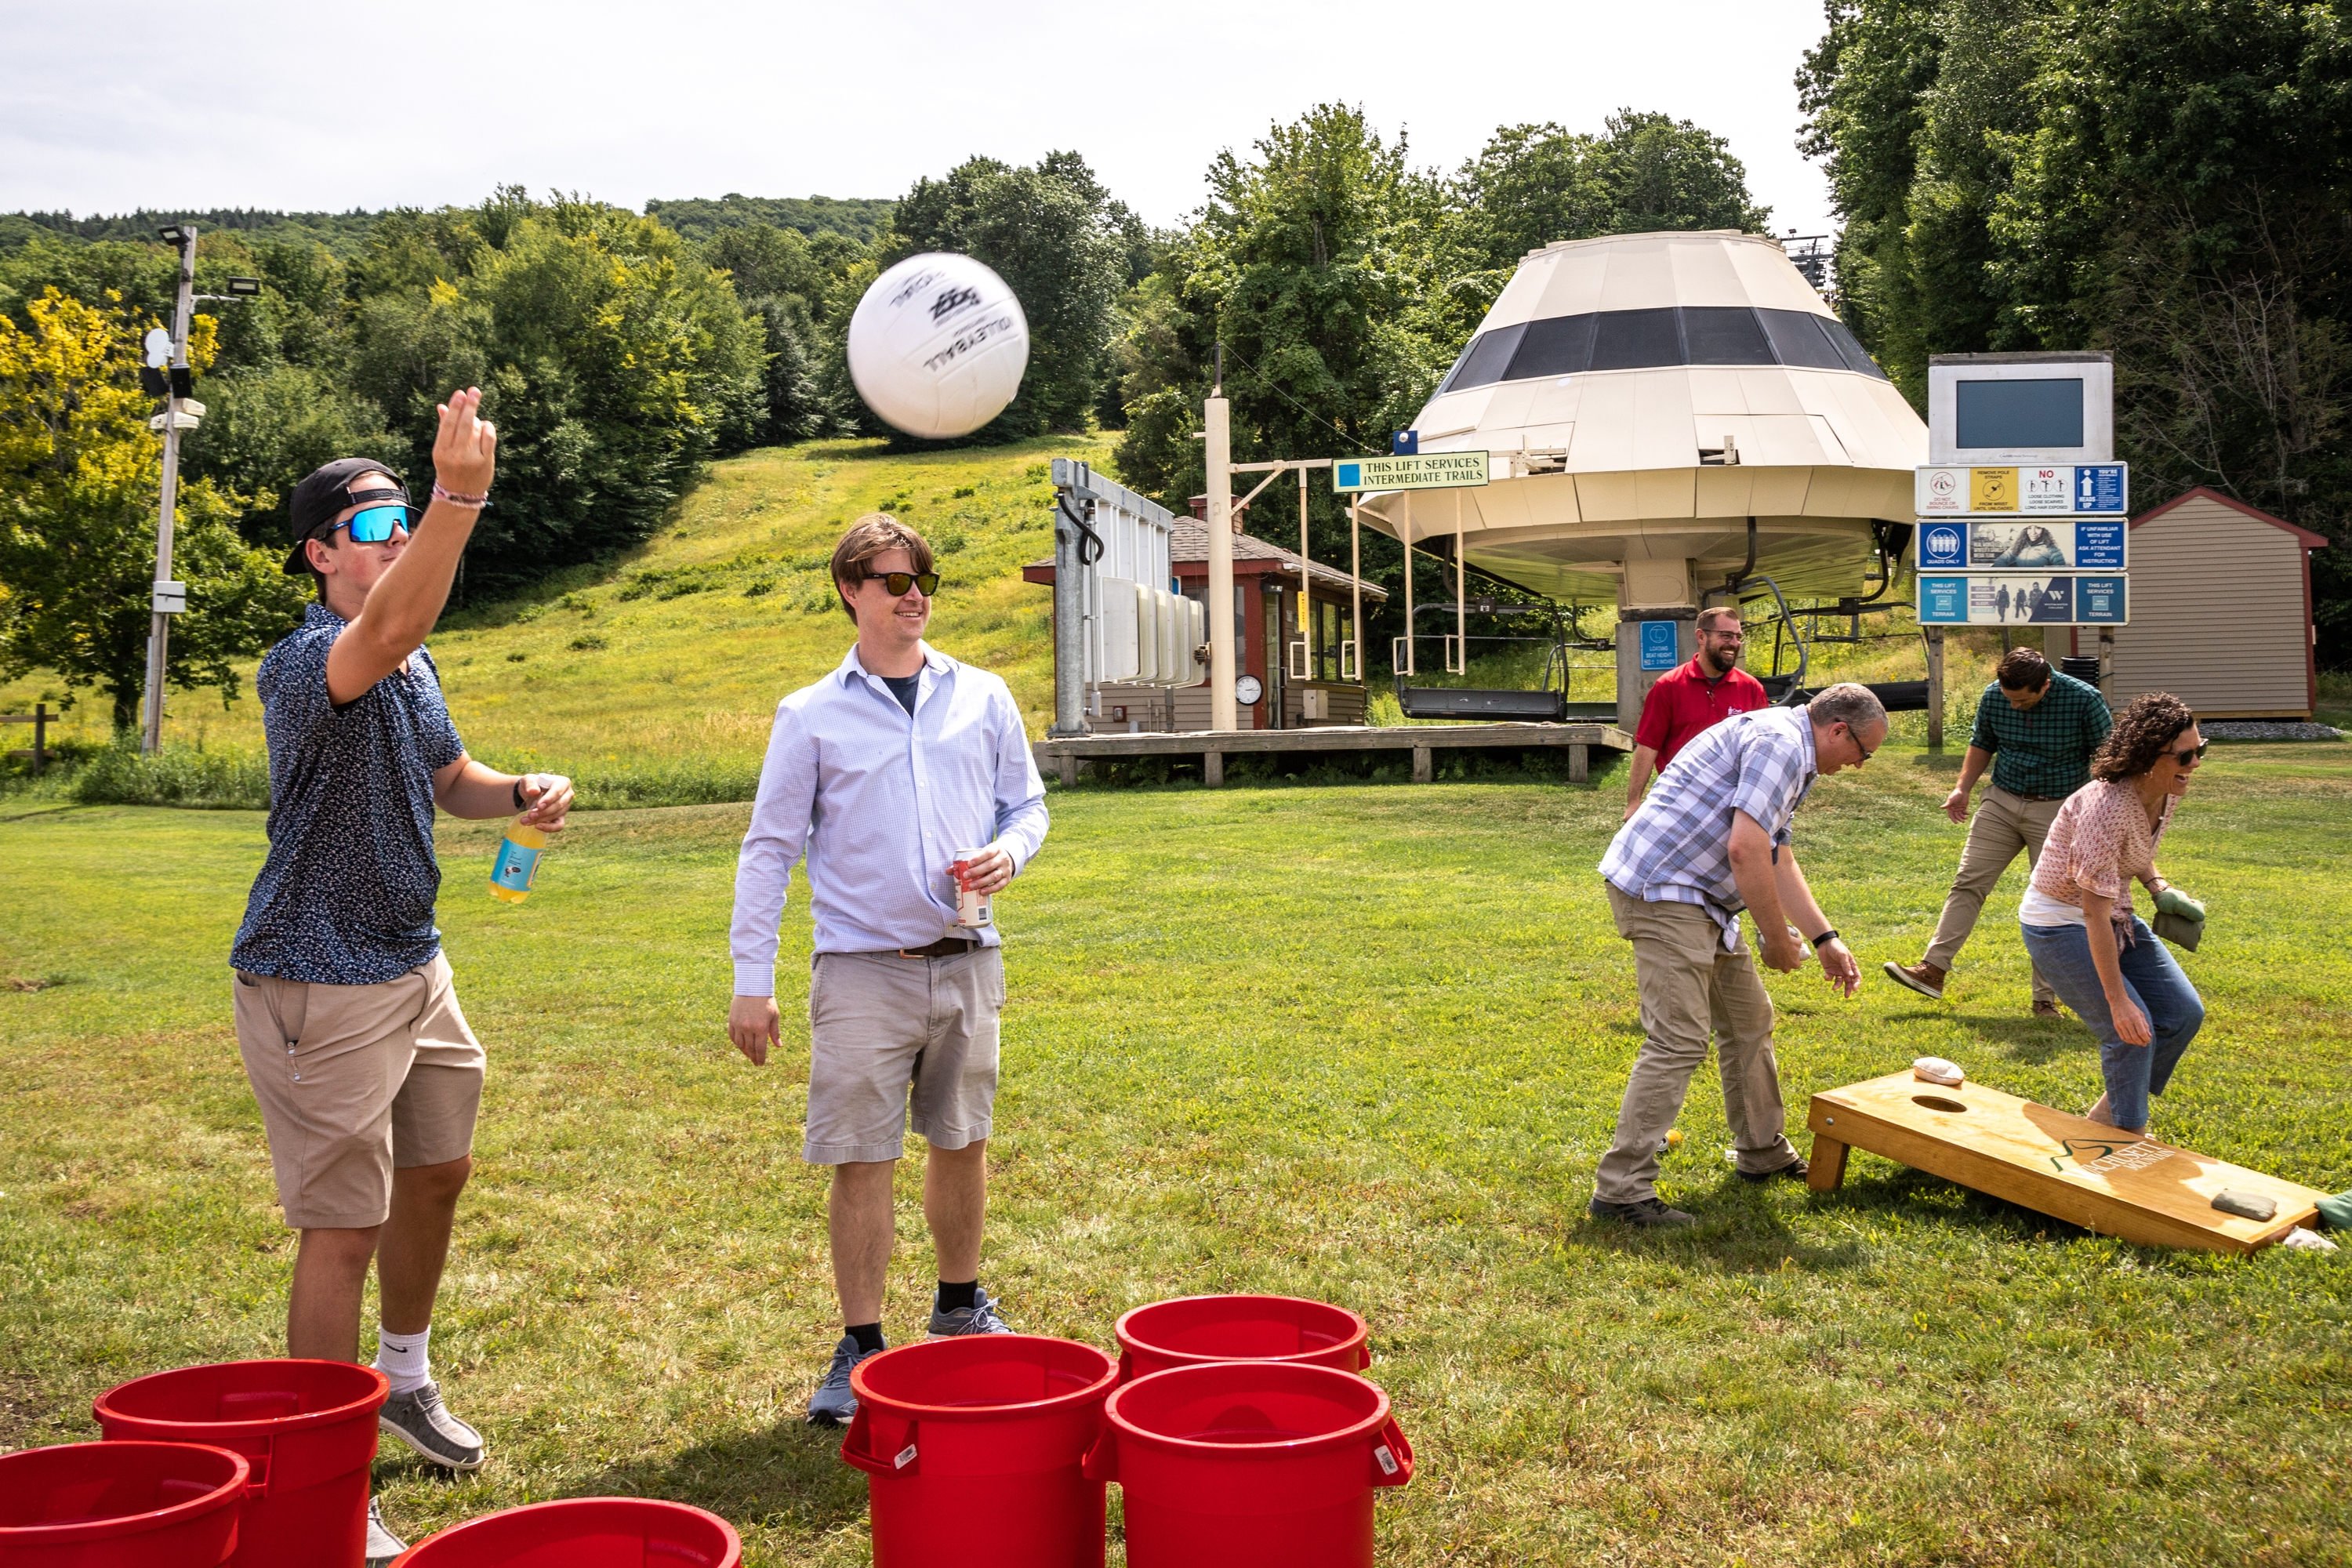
top-left (1623, 606), bottom-right (1769, 818)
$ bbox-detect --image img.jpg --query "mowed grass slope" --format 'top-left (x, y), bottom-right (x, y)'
top-left (4, 742), bottom-right (2349, 1566)
top-left (0, 436), bottom-right (1104, 802)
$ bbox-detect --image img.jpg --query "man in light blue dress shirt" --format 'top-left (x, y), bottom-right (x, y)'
top-left (726, 514), bottom-right (1049, 1425)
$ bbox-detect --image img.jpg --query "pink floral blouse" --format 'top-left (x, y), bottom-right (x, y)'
top-left (2029, 779), bottom-right (2176, 936)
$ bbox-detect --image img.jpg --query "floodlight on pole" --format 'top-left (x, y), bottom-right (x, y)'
top-left (138, 225), bottom-right (198, 754)
top-left (138, 242), bottom-right (263, 752)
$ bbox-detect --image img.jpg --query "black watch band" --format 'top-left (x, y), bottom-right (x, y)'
top-left (1809, 928), bottom-right (1841, 949)
top-left (512, 777), bottom-right (527, 811)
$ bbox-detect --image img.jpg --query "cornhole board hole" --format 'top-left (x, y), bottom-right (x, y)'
top-left (1806, 1071), bottom-right (2325, 1254)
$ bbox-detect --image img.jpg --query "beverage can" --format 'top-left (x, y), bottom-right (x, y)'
top-left (951, 846), bottom-right (993, 928)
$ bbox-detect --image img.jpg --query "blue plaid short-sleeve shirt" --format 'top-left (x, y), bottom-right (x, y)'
top-left (1599, 704), bottom-right (1819, 950)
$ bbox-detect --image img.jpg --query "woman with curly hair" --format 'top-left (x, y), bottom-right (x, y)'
top-left (2018, 692), bottom-right (2207, 1132)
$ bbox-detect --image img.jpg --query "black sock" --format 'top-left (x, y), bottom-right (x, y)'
top-left (935, 1279), bottom-right (978, 1312)
top-left (846, 1321), bottom-right (885, 1355)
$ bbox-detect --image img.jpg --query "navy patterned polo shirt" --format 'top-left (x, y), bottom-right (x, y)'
top-left (230, 604), bottom-right (467, 984)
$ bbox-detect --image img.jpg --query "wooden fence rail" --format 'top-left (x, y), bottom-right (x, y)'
top-left (3, 702), bottom-right (54, 775)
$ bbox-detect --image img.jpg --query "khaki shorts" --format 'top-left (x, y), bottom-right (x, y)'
top-left (804, 946), bottom-right (1004, 1165)
top-left (232, 953), bottom-right (485, 1229)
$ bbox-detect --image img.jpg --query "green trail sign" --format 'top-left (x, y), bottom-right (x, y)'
top-left (1331, 452), bottom-right (1490, 493)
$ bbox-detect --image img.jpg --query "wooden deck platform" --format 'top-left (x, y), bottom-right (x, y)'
top-left (1033, 722), bottom-right (1633, 787)
top-left (1807, 1069), bottom-right (2327, 1254)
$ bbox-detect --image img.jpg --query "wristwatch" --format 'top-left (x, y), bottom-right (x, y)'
top-left (1808, 928), bottom-right (1841, 950)
top-left (512, 777), bottom-right (528, 811)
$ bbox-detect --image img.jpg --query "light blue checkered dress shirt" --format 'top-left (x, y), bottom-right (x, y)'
top-left (1599, 705), bottom-right (1819, 951)
top-left (731, 644), bottom-right (1049, 994)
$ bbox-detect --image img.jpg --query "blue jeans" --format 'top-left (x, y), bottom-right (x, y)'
top-left (2019, 916), bottom-right (2204, 1129)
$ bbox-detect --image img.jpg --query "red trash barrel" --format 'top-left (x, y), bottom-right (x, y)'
top-left (840, 1334), bottom-right (1118, 1568)
top-left (1083, 1362), bottom-right (1413, 1568)
top-left (93, 1360), bottom-right (386, 1568)
top-left (1112, 1294), bottom-right (1370, 1381)
top-left (389, 1498), bottom-right (741, 1566)
top-left (0, 1440), bottom-right (249, 1568)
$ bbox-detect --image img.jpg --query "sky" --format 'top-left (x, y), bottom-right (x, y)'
top-left (3, 0), bottom-right (1842, 239)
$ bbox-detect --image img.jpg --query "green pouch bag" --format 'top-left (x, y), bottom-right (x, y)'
top-left (2152, 909), bottom-right (2204, 951)
top-left (2315, 1191), bottom-right (2352, 1232)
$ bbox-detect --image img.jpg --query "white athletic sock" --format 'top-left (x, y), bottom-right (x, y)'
top-left (374, 1326), bottom-right (430, 1396)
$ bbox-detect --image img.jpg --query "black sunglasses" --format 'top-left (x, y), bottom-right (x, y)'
top-left (863, 570), bottom-right (940, 597)
top-left (2165, 741), bottom-right (2209, 764)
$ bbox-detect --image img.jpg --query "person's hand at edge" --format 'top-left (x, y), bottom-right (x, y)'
top-left (956, 845), bottom-right (1016, 896)
top-left (1759, 926), bottom-right (1806, 974)
top-left (2110, 993), bottom-right (2152, 1047)
top-left (1943, 785), bottom-right (1971, 825)
top-left (432, 387), bottom-right (497, 496)
top-left (1817, 937), bottom-right (1861, 997)
top-left (517, 773), bottom-right (573, 832)
top-left (728, 995), bottom-right (780, 1066)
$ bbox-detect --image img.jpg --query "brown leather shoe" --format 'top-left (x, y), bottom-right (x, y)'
top-left (1882, 960), bottom-right (1947, 1000)
top-left (2031, 999), bottom-right (2063, 1018)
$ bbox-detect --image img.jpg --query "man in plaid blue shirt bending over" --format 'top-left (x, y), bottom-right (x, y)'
top-left (1592, 684), bottom-right (1887, 1226)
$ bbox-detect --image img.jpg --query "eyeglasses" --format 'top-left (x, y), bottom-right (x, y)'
top-left (1700, 630), bottom-right (1744, 641)
top-left (1842, 723), bottom-right (1878, 762)
top-left (2165, 741), bottom-right (2209, 765)
top-left (863, 570), bottom-right (940, 597)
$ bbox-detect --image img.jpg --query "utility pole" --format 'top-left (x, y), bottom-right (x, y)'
top-left (140, 227), bottom-right (199, 755)
top-left (1204, 345), bottom-right (1237, 732)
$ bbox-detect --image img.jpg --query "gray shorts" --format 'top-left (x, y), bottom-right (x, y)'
top-left (804, 946), bottom-right (1004, 1164)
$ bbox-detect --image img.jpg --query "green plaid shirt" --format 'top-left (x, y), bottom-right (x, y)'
top-left (1969, 671), bottom-right (2111, 797)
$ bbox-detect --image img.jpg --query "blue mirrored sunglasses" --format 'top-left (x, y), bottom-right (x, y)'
top-left (338, 499), bottom-right (412, 544)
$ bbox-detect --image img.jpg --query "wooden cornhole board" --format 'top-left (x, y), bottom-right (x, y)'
top-left (1806, 1071), bottom-right (2325, 1254)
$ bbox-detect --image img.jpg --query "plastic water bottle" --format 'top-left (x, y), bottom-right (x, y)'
top-left (488, 816), bottom-right (548, 903)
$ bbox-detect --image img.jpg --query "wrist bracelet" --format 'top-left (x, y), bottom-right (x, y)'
top-left (512, 778), bottom-right (527, 811)
top-left (433, 482), bottom-right (491, 509)
top-left (1809, 928), bottom-right (1841, 949)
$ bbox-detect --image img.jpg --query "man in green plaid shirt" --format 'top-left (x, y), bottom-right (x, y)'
top-left (1885, 648), bottom-right (2111, 1011)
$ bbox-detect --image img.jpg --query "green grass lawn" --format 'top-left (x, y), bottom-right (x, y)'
top-left (3, 740), bottom-right (2348, 1565)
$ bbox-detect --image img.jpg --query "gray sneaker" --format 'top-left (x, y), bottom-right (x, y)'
top-left (379, 1380), bottom-right (485, 1471)
top-left (365, 1497), bottom-right (407, 1566)
top-left (927, 1285), bottom-right (1014, 1338)
top-left (808, 1334), bottom-right (886, 1427)
top-left (1588, 1195), bottom-right (1697, 1227)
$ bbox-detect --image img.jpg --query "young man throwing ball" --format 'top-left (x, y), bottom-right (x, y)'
top-left (728, 514), bottom-right (1048, 1426)
top-left (229, 394), bottom-right (572, 1565)
top-left (1591, 685), bottom-right (1885, 1225)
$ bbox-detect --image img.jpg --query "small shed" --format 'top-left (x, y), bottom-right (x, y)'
top-left (2099, 488), bottom-right (2328, 719)
top-left (1024, 517), bottom-right (1387, 731)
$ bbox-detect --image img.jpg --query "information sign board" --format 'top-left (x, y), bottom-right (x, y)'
top-left (1913, 519), bottom-right (2125, 574)
top-left (1917, 574), bottom-right (2128, 626)
top-left (1915, 463), bottom-right (2128, 516)
top-left (1639, 619), bottom-right (1679, 671)
top-left (1332, 452), bottom-right (1490, 493)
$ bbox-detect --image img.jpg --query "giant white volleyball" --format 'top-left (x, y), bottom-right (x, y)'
top-left (846, 252), bottom-right (1030, 440)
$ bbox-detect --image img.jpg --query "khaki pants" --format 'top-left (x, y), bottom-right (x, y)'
top-left (1922, 786), bottom-right (2062, 1003)
top-left (1595, 885), bottom-right (1795, 1204)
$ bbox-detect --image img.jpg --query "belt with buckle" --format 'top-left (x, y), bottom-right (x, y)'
top-left (895, 937), bottom-right (978, 960)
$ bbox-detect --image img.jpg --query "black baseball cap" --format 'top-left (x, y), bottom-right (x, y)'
top-left (284, 457), bottom-right (411, 575)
